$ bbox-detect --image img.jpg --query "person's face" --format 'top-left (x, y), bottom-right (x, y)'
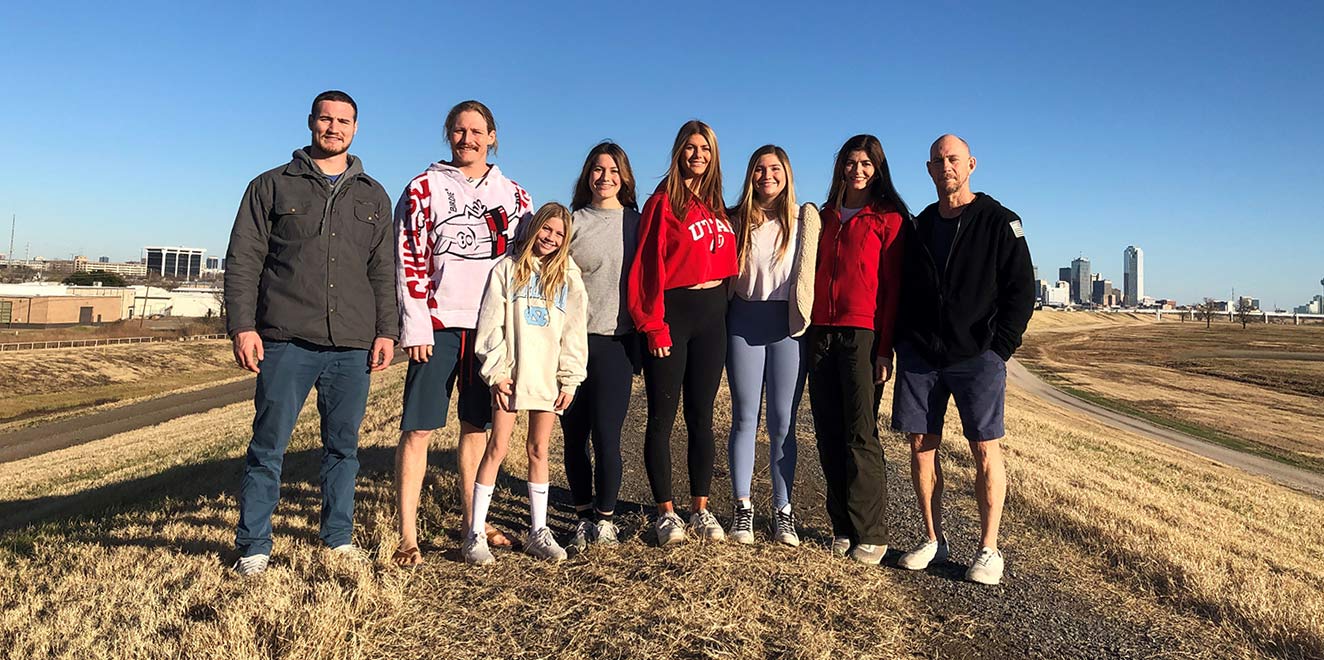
top-left (308, 100), bottom-right (357, 157)
top-left (449, 110), bottom-right (495, 166)
top-left (927, 137), bottom-right (976, 195)
top-left (680, 133), bottom-right (711, 178)
top-left (843, 150), bottom-right (875, 193)
top-left (588, 153), bottom-right (622, 204)
top-left (534, 215), bottom-right (566, 257)
top-left (752, 153), bottom-right (786, 204)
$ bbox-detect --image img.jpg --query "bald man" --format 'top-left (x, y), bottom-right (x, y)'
top-left (889, 135), bottom-right (1035, 585)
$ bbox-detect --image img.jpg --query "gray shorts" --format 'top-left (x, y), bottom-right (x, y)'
top-left (400, 328), bottom-right (492, 432)
top-left (890, 342), bottom-right (1006, 442)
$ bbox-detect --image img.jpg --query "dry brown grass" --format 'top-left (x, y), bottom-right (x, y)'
top-left (1019, 312), bottom-right (1324, 468)
top-left (0, 340), bottom-right (237, 424)
top-left (0, 365), bottom-right (913, 660)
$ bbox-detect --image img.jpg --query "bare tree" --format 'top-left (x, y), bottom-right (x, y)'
top-left (1235, 298), bottom-right (1257, 329)
top-left (1195, 297), bottom-right (1220, 329)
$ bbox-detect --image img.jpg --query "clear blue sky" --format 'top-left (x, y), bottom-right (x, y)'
top-left (3, 1), bottom-right (1322, 307)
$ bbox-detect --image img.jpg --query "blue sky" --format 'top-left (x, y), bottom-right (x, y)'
top-left (2, 1), bottom-right (1322, 307)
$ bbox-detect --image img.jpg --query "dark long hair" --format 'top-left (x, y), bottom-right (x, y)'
top-left (825, 134), bottom-right (910, 218)
top-left (571, 142), bottom-right (638, 211)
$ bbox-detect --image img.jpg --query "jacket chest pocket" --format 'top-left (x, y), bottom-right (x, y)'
top-left (350, 200), bottom-right (383, 246)
top-left (271, 197), bottom-right (320, 241)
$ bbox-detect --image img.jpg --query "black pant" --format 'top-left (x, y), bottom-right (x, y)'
top-left (560, 333), bottom-right (636, 515)
top-left (642, 286), bottom-right (728, 504)
top-left (807, 326), bottom-right (888, 545)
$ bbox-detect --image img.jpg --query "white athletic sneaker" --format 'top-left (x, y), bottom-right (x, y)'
top-left (525, 527), bottom-right (568, 562)
top-left (831, 536), bottom-right (852, 557)
top-left (965, 547), bottom-right (1005, 585)
top-left (462, 533), bottom-right (495, 566)
top-left (233, 553), bottom-right (269, 576)
top-left (848, 543), bottom-right (888, 565)
top-left (328, 544), bottom-right (371, 564)
top-left (567, 519), bottom-right (596, 553)
top-left (728, 503), bottom-right (755, 545)
top-left (690, 509), bottom-right (726, 542)
top-left (897, 538), bottom-right (950, 571)
top-left (594, 519), bottom-right (620, 546)
top-left (770, 507), bottom-right (800, 547)
top-left (655, 511), bottom-right (687, 546)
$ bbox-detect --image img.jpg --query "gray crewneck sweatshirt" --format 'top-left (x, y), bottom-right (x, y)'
top-left (569, 205), bottom-right (640, 336)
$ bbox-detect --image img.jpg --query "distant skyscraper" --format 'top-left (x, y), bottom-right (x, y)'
top-left (1070, 257), bottom-right (1091, 304)
top-left (98, 256), bottom-right (110, 263)
top-left (1058, 267), bottom-right (1072, 286)
top-left (143, 246), bottom-right (205, 279)
top-left (1124, 246), bottom-right (1144, 307)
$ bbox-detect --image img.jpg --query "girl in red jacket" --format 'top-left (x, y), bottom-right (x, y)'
top-left (807, 134), bottom-right (909, 565)
top-left (627, 120), bottom-right (737, 545)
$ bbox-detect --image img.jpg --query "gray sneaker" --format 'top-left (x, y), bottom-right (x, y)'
top-left (728, 503), bottom-right (755, 545)
top-left (690, 509), bottom-right (726, 542)
top-left (897, 538), bottom-right (950, 570)
top-left (525, 527), bottom-right (568, 562)
top-left (233, 553), bottom-right (269, 577)
top-left (831, 536), bottom-right (852, 557)
top-left (594, 519), bottom-right (620, 546)
top-left (770, 507), bottom-right (800, 547)
top-left (655, 511), bottom-right (687, 546)
top-left (848, 543), bottom-right (888, 565)
top-left (965, 547), bottom-right (1005, 585)
top-left (462, 533), bottom-right (495, 566)
top-left (567, 519), bottom-right (596, 553)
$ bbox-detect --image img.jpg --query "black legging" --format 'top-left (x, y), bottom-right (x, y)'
top-left (642, 286), bottom-right (728, 504)
top-left (561, 333), bottom-right (635, 515)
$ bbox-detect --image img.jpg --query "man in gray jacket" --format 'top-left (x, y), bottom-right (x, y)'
top-left (224, 90), bottom-right (398, 576)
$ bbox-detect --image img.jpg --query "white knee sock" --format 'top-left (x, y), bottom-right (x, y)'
top-left (471, 482), bottom-right (495, 540)
top-left (528, 482), bottom-right (549, 532)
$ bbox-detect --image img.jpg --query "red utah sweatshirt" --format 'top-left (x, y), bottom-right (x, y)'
top-left (811, 202), bottom-right (906, 360)
top-left (627, 187), bottom-right (737, 351)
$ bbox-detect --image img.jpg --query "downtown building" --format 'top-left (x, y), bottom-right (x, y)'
top-left (1070, 257), bottom-right (1091, 304)
top-left (1123, 246), bottom-right (1144, 307)
top-left (143, 246), bottom-right (205, 279)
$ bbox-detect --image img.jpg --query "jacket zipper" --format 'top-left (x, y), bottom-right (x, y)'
top-left (829, 214), bottom-right (846, 322)
top-left (320, 173), bottom-right (353, 235)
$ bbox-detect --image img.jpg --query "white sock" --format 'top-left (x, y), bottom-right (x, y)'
top-left (471, 482), bottom-right (495, 540)
top-left (528, 482), bottom-right (549, 532)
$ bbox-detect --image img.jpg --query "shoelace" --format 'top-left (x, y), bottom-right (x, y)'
top-left (774, 510), bottom-right (796, 534)
top-left (659, 513), bottom-right (682, 530)
top-left (732, 508), bottom-right (754, 533)
top-left (972, 549), bottom-right (997, 567)
top-left (697, 510), bottom-right (719, 528)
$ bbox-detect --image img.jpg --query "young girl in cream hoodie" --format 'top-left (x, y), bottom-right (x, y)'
top-left (466, 202), bottom-right (589, 565)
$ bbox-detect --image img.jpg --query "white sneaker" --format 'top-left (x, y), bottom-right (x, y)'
top-left (848, 543), bottom-right (888, 565)
top-left (525, 527), bottom-right (568, 562)
top-left (831, 536), bottom-right (851, 557)
top-left (328, 544), bottom-right (371, 564)
top-left (965, 547), bottom-right (1005, 585)
top-left (897, 538), bottom-right (950, 570)
top-left (770, 507), bottom-right (800, 547)
top-left (689, 509), bottom-right (726, 542)
top-left (233, 553), bottom-right (269, 576)
top-left (594, 519), bottom-right (620, 546)
top-left (567, 519), bottom-right (596, 553)
top-left (655, 511), bottom-right (687, 546)
top-left (728, 503), bottom-right (755, 545)
top-left (462, 533), bottom-right (495, 566)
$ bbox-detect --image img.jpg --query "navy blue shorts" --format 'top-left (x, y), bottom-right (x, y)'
top-left (400, 328), bottom-right (492, 432)
top-left (890, 342), bottom-right (1006, 442)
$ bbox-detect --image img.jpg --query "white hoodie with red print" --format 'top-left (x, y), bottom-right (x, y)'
top-left (395, 162), bottom-right (532, 347)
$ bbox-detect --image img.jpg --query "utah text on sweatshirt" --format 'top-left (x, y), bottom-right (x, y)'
top-left (395, 162), bottom-right (532, 348)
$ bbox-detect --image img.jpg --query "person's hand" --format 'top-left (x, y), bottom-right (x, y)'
top-left (407, 344), bottom-right (432, 363)
top-left (554, 391), bottom-right (573, 411)
top-left (232, 331), bottom-right (263, 373)
top-left (492, 379), bottom-right (515, 412)
top-left (651, 346), bottom-right (671, 358)
top-left (874, 359), bottom-right (893, 384)
top-left (368, 337), bottom-right (395, 373)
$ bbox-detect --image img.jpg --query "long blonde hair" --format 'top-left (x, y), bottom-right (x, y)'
top-left (512, 202), bottom-right (574, 304)
top-left (663, 120), bottom-right (725, 221)
top-left (730, 145), bottom-right (797, 271)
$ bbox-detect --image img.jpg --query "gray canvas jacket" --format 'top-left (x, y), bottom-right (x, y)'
top-left (224, 148), bottom-right (398, 349)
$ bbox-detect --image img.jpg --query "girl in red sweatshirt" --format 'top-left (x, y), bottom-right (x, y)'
top-left (807, 134), bottom-right (909, 565)
top-left (627, 120), bottom-right (737, 545)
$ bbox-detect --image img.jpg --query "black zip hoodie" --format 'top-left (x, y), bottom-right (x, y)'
top-left (895, 193), bottom-right (1035, 367)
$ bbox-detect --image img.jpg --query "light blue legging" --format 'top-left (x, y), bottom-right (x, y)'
top-left (726, 297), bottom-right (806, 510)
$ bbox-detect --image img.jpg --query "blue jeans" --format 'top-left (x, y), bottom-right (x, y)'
top-left (235, 340), bottom-right (371, 556)
top-left (726, 298), bottom-right (805, 510)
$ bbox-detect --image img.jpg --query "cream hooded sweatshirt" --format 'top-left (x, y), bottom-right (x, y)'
top-left (475, 255), bottom-right (589, 412)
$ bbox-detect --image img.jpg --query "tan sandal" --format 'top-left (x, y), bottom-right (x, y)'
top-left (391, 545), bottom-right (423, 568)
top-left (485, 523), bottom-right (513, 548)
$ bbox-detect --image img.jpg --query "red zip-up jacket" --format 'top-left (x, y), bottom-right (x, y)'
top-left (627, 187), bottom-right (737, 351)
top-left (810, 202), bottom-right (906, 360)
